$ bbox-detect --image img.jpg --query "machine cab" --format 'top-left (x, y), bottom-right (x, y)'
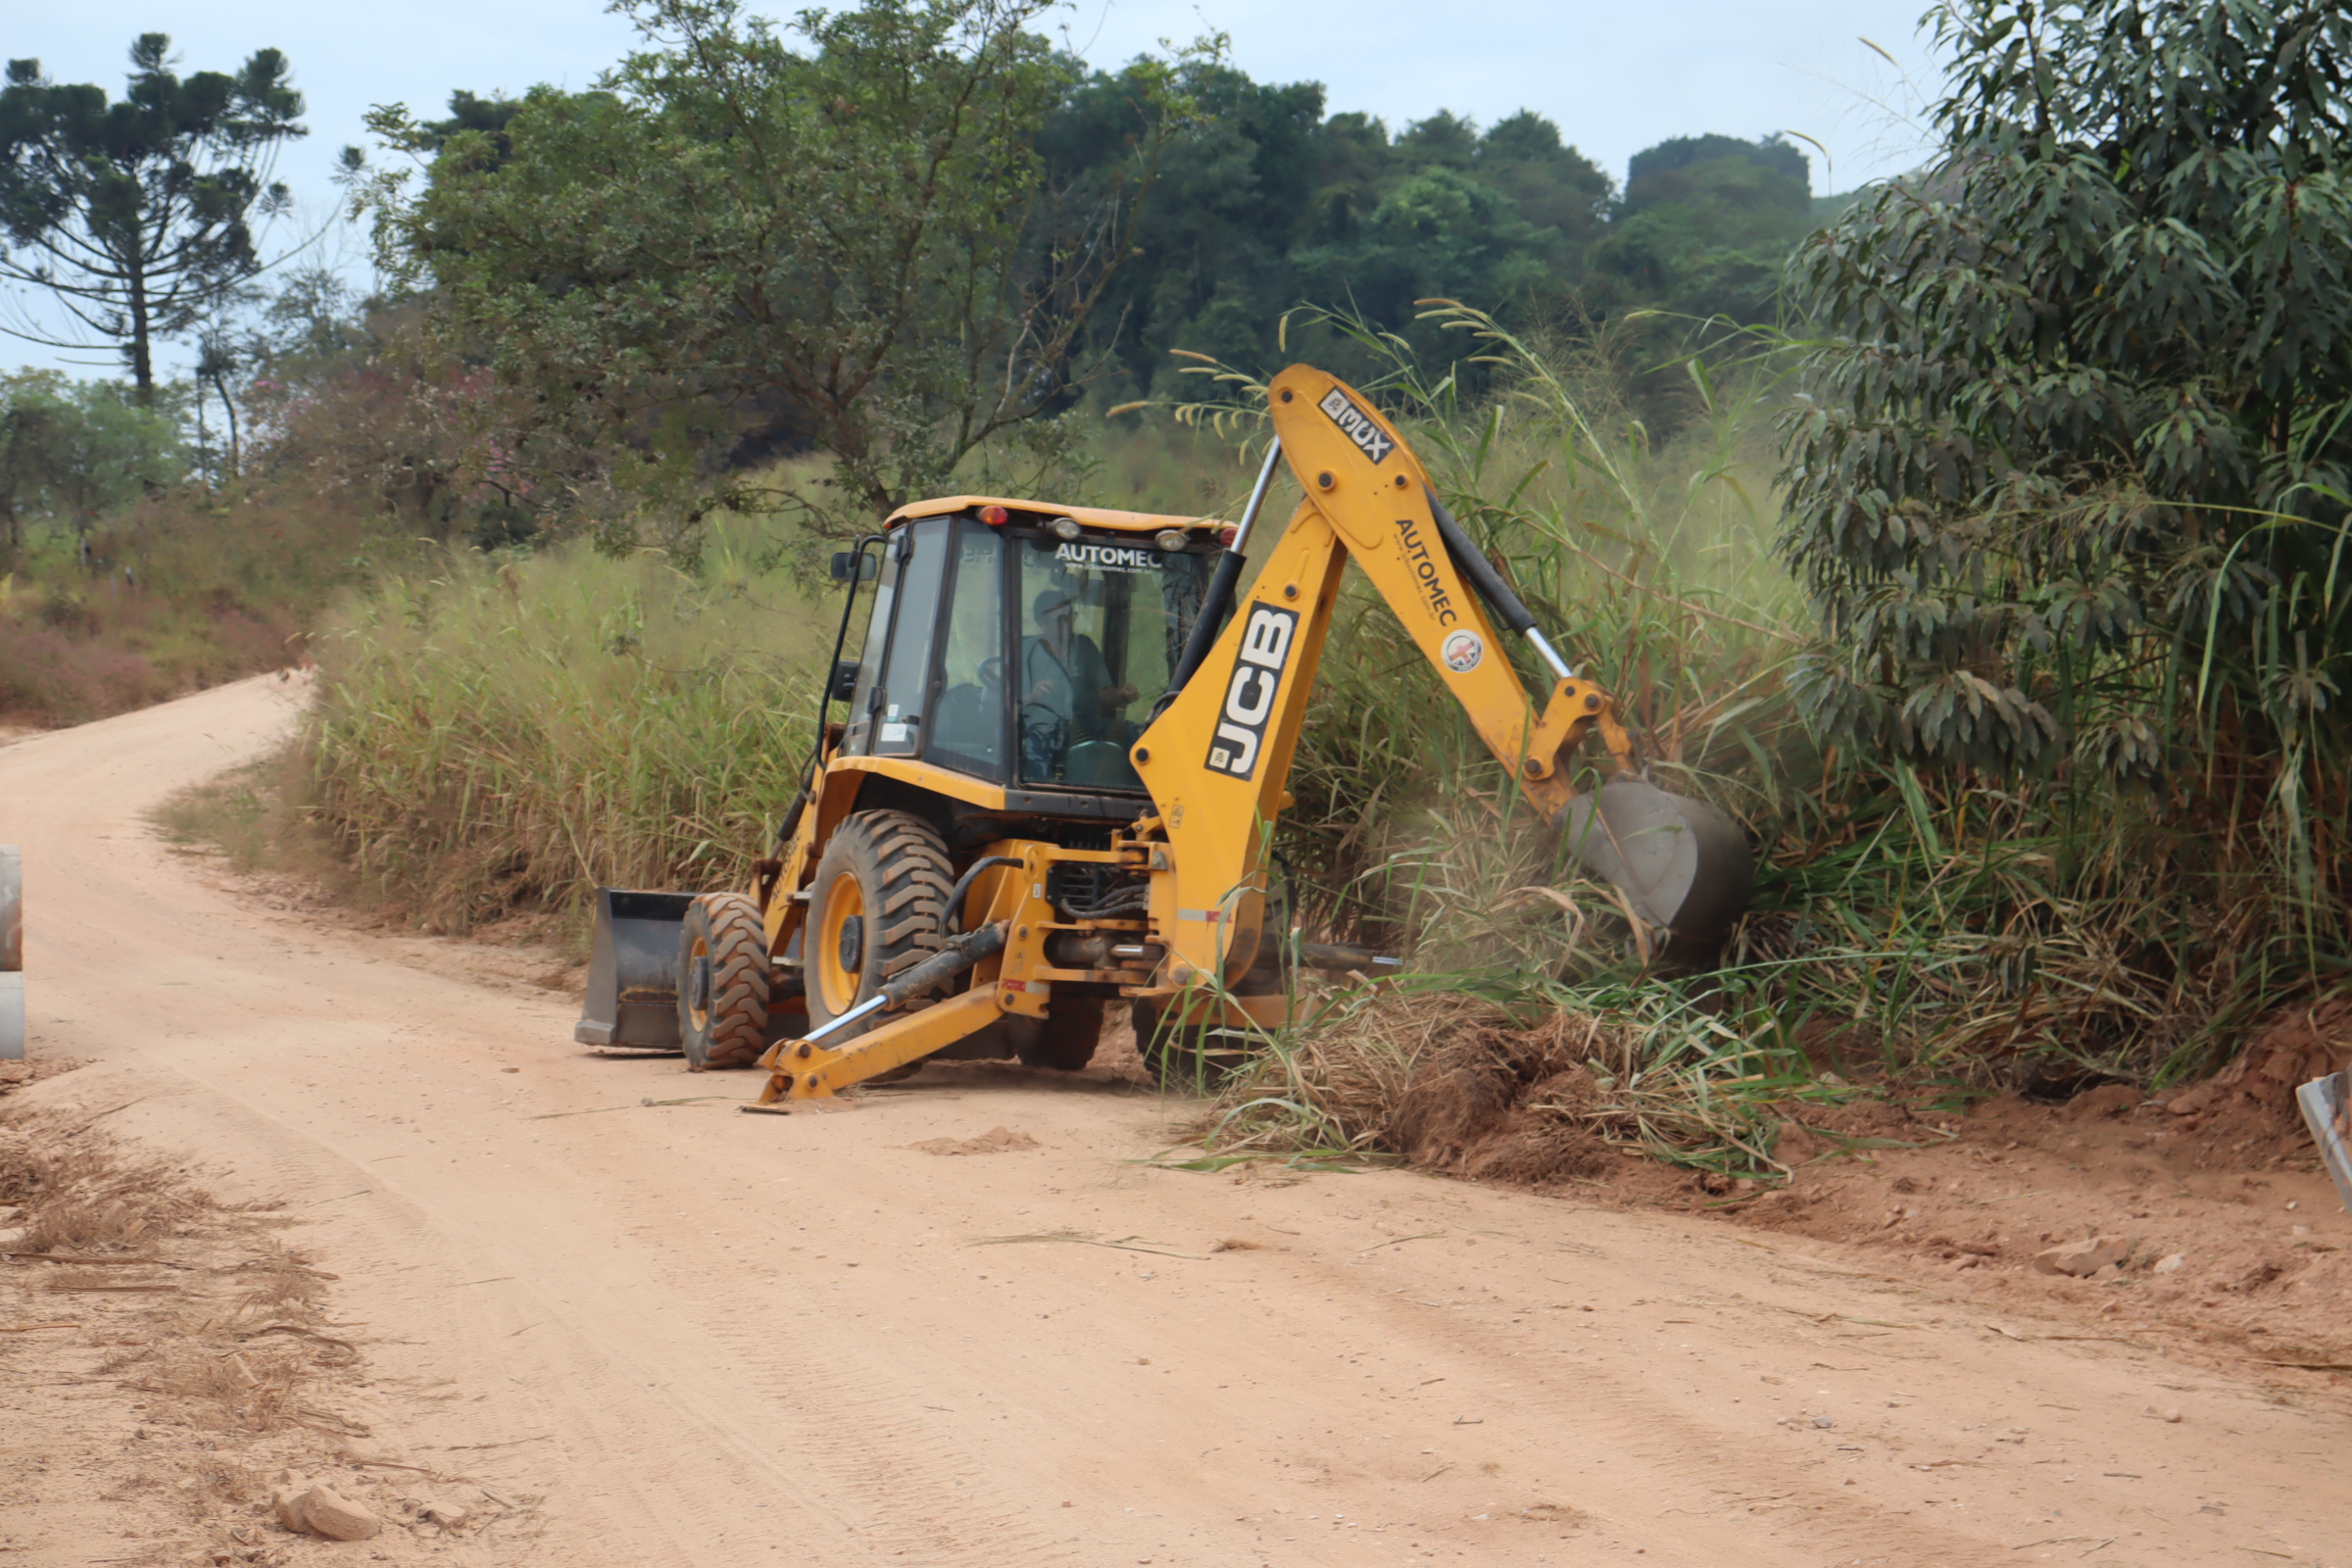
top-left (836, 500), bottom-right (1220, 798)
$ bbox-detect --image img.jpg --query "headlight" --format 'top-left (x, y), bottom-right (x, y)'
top-left (1154, 528), bottom-right (1189, 553)
top-left (1051, 516), bottom-right (1083, 541)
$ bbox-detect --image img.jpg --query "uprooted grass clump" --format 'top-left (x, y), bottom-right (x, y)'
top-left (1199, 977), bottom-right (1911, 1187)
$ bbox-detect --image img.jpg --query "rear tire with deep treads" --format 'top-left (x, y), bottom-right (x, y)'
top-left (1016, 997), bottom-right (1104, 1071)
top-left (1133, 899), bottom-right (1288, 1089)
top-left (807, 809), bottom-right (954, 1050)
top-left (677, 893), bottom-right (769, 1069)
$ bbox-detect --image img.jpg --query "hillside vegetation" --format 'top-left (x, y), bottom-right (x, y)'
top-left (15, 0), bottom-right (2352, 1154)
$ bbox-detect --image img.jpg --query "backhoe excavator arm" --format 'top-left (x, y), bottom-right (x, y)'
top-left (1131, 365), bottom-right (1747, 992)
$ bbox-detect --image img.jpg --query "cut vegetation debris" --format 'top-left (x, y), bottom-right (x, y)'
top-left (0, 1099), bottom-right (371, 1551)
top-left (1198, 980), bottom-right (1886, 1186)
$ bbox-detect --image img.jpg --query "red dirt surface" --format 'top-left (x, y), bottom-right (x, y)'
top-left (1365, 990), bottom-right (2352, 1375)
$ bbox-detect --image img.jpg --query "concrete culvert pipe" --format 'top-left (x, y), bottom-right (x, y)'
top-left (1, 845), bottom-right (22, 1061)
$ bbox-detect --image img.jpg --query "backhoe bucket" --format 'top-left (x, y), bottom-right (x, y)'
top-left (574, 888), bottom-right (694, 1048)
top-left (1560, 781), bottom-right (1752, 963)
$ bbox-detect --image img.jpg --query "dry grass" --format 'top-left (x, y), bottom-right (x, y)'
top-left (1, 1106), bottom-right (360, 1447)
top-left (1204, 988), bottom-right (1512, 1159)
top-left (0, 1128), bottom-right (211, 1254)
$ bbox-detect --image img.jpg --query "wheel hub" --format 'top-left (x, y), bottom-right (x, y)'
top-left (814, 868), bottom-right (869, 1017)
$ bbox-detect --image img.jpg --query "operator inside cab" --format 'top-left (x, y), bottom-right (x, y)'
top-left (1020, 584), bottom-right (1140, 782)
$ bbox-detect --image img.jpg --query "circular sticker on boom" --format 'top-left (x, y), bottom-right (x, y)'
top-left (1441, 629), bottom-right (1485, 673)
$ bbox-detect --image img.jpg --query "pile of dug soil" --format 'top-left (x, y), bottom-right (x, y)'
top-left (1389, 1010), bottom-right (1618, 1184)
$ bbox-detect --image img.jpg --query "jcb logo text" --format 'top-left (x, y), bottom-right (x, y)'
top-left (1203, 605), bottom-right (1298, 781)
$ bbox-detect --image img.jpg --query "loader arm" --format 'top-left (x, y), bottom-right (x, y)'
top-left (1131, 365), bottom-right (1744, 990)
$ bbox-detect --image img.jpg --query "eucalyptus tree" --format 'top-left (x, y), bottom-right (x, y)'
top-left (0, 35), bottom-right (307, 403)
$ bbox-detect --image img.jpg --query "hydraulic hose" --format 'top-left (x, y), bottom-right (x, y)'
top-left (1424, 486), bottom-right (1575, 682)
top-left (1158, 437), bottom-right (1286, 711)
top-left (942, 856), bottom-right (1024, 935)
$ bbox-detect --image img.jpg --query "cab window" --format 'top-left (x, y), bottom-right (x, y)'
top-left (924, 520), bottom-right (1008, 779)
top-left (1014, 533), bottom-right (1207, 789)
top-left (868, 518), bottom-right (950, 757)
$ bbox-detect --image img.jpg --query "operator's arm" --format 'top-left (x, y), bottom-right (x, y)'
top-left (1079, 636), bottom-right (1137, 711)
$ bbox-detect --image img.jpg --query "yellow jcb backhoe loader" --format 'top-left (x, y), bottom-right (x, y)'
top-left (573, 366), bottom-right (1752, 1100)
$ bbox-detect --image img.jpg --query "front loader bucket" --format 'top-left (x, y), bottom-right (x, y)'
top-left (1560, 781), bottom-right (1752, 964)
top-left (574, 888), bottom-right (694, 1049)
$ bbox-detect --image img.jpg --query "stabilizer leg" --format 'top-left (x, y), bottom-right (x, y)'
top-left (754, 987), bottom-right (1005, 1102)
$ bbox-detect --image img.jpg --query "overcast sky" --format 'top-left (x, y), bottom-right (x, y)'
top-left (6, 0), bottom-right (1948, 380)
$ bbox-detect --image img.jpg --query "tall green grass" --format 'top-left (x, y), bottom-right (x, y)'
top-left (307, 535), bottom-right (833, 932)
top-left (1172, 305), bottom-right (2347, 1174)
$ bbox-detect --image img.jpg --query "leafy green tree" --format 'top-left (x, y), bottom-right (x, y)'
top-left (1042, 61), bottom-right (1325, 385)
top-left (1592, 133), bottom-right (1813, 318)
top-left (1474, 111), bottom-right (1614, 259)
top-left (1294, 166), bottom-right (1555, 333)
top-left (0, 35), bottom-right (306, 402)
top-left (366, 0), bottom-right (1194, 540)
top-left (1780, 0), bottom-right (2352, 779)
top-left (424, 90), bottom-right (526, 163)
top-left (0, 370), bottom-right (183, 550)
top-left (1393, 109), bottom-right (1479, 172)
top-left (1048, 89), bottom-right (1612, 391)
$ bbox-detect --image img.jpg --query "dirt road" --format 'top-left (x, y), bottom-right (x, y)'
top-left (5, 675), bottom-right (2349, 1567)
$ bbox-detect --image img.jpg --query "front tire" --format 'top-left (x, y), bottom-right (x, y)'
top-left (677, 894), bottom-right (769, 1069)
